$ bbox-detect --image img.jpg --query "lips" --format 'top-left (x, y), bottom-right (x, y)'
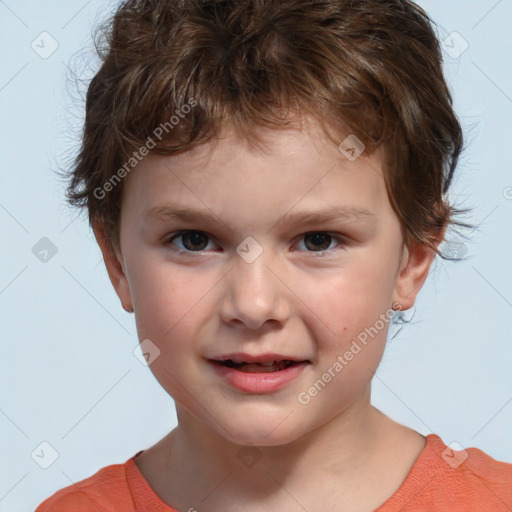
top-left (209, 354), bottom-right (310, 393)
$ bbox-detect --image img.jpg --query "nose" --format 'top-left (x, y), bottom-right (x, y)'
top-left (219, 248), bottom-right (291, 330)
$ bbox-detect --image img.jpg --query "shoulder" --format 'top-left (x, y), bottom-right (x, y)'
top-left (442, 439), bottom-right (512, 505)
top-left (35, 459), bottom-right (135, 512)
top-left (378, 434), bottom-right (512, 512)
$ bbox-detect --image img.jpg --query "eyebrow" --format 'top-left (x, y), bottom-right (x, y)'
top-left (276, 206), bottom-right (377, 229)
top-left (143, 204), bottom-right (377, 231)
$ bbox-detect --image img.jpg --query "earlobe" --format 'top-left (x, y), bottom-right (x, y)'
top-left (93, 223), bottom-right (134, 313)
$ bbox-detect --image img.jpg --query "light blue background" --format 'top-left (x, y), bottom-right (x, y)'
top-left (1, 1), bottom-right (511, 510)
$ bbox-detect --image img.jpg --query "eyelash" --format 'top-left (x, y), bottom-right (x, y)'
top-left (164, 230), bottom-right (347, 257)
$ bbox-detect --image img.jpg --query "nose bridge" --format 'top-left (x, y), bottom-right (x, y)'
top-left (220, 240), bottom-right (289, 329)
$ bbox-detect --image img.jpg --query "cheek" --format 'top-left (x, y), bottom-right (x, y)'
top-left (127, 262), bottom-right (216, 398)
top-left (127, 258), bottom-right (209, 347)
top-left (293, 253), bottom-right (397, 378)
top-left (299, 263), bottom-right (394, 334)
top-left (297, 272), bottom-right (392, 409)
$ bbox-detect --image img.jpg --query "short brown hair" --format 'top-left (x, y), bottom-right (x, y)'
top-left (64, 0), bottom-right (472, 256)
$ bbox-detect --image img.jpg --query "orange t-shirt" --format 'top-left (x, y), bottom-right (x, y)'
top-left (36, 434), bottom-right (512, 511)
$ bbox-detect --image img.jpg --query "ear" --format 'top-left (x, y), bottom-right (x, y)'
top-left (392, 227), bottom-right (445, 311)
top-left (93, 223), bottom-right (134, 313)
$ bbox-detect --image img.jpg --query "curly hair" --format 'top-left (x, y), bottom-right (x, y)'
top-left (64, 0), bottom-right (471, 256)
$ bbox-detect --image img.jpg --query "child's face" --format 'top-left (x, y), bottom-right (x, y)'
top-left (97, 119), bottom-right (434, 446)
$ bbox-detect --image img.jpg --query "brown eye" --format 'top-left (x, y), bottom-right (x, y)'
top-left (168, 231), bottom-right (212, 252)
top-left (304, 233), bottom-right (331, 251)
top-left (297, 232), bottom-right (344, 253)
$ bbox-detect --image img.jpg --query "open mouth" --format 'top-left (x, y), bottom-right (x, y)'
top-left (209, 355), bottom-right (310, 392)
top-left (213, 359), bottom-right (301, 373)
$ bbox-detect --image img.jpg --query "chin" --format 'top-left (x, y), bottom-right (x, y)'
top-left (226, 428), bottom-right (302, 448)
top-left (213, 410), bottom-right (306, 448)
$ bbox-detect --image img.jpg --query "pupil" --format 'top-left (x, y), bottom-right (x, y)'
top-left (183, 232), bottom-right (208, 251)
top-left (305, 233), bottom-right (331, 251)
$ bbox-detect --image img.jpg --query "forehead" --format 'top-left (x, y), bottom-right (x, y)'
top-left (120, 121), bottom-right (392, 229)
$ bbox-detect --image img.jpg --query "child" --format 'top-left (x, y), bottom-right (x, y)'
top-left (37, 0), bottom-right (512, 510)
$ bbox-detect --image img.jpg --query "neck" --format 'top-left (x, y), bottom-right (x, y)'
top-left (157, 392), bottom-right (397, 510)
